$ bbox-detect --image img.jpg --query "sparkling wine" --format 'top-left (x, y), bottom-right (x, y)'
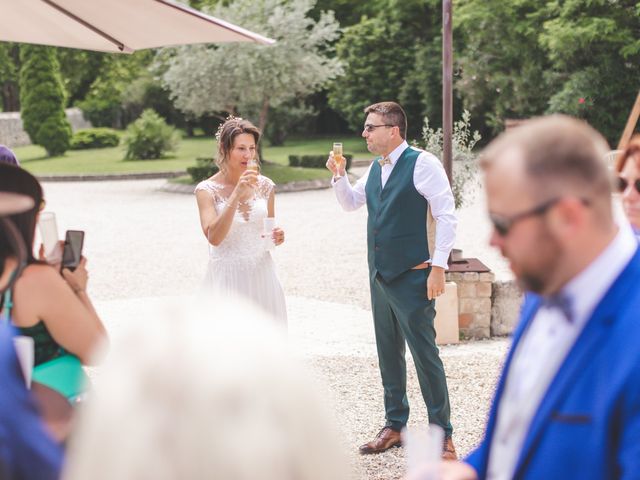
top-left (332, 142), bottom-right (344, 170)
top-left (247, 157), bottom-right (259, 173)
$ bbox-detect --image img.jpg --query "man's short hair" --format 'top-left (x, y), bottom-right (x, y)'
top-left (364, 102), bottom-right (407, 139)
top-left (481, 115), bottom-right (611, 201)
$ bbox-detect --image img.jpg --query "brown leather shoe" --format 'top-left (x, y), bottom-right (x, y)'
top-left (359, 426), bottom-right (402, 455)
top-left (442, 437), bottom-right (458, 460)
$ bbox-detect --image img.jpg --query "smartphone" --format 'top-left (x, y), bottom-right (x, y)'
top-left (61, 230), bottom-right (84, 272)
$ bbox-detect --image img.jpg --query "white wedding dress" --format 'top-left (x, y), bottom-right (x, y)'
top-left (195, 176), bottom-right (287, 325)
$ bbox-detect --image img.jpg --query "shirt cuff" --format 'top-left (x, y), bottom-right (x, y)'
top-left (431, 250), bottom-right (450, 269)
top-left (331, 175), bottom-right (346, 186)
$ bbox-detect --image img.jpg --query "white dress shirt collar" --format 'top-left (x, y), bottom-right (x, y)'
top-left (560, 224), bottom-right (637, 328)
top-left (385, 140), bottom-right (409, 166)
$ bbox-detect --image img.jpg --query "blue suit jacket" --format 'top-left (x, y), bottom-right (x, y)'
top-left (466, 248), bottom-right (640, 479)
top-left (0, 322), bottom-right (62, 480)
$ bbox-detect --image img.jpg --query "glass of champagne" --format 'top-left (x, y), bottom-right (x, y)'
top-left (246, 156), bottom-right (260, 173)
top-left (332, 142), bottom-right (344, 174)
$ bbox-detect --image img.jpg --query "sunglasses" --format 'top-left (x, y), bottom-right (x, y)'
top-left (489, 197), bottom-right (590, 237)
top-left (363, 124), bottom-right (394, 133)
top-left (489, 198), bottom-right (561, 237)
top-left (617, 176), bottom-right (640, 194)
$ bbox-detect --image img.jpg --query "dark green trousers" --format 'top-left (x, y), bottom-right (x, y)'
top-left (370, 267), bottom-right (453, 437)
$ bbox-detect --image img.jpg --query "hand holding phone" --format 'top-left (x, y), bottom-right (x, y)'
top-left (61, 230), bottom-right (84, 272)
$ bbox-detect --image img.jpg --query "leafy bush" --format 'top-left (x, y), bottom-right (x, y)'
top-left (70, 128), bottom-right (120, 150)
top-left (289, 154), bottom-right (352, 170)
top-left (187, 157), bottom-right (219, 183)
top-left (35, 113), bottom-right (72, 157)
top-left (19, 45), bottom-right (72, 156)
top-left (421, 110), bottom-right (481, 209)
top-left (123, 109), bottom-right (179, 160)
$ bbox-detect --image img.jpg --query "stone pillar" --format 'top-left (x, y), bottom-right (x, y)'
top-left (434, 281), bottom-right (459, 345)
top-left (446, 271), bottom-right (494, 339)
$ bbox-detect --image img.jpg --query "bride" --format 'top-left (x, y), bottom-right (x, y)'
top-left (195, 117), bottom-right (287, 324)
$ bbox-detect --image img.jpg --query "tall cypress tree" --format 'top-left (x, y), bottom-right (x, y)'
top-left (19, 45), bottom-right (71, 156)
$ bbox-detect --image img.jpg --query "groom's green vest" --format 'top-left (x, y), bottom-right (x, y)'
top-left (365, 146), bottom-right (429, 282)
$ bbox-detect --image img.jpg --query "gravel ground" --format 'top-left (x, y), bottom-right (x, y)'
top-left (41, 176), bottom-right (512, 479)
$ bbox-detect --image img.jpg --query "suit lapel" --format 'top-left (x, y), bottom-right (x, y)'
top-left (512, 249), bottom-right (640, 476)
top-left (477, 295), bottom-right (541, 476)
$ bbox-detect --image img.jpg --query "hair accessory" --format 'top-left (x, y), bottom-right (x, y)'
top-left (215, 115), bottom-right (244, 143)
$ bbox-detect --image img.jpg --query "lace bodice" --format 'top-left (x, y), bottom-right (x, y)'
top-left (195, 176), bottom-right (275, 266)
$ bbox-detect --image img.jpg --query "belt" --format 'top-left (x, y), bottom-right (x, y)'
top-left (411, 263), bottom-right (431, 270)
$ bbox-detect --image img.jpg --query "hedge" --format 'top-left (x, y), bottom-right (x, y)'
top-left (70, 128), bottom-right (120, 150)
top-left (289, 154), bottom-right (352, 170)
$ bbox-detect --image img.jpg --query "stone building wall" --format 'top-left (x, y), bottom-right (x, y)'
top-left (0, 108), bottom-right (92, 147)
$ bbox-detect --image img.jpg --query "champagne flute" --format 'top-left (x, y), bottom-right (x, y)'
top-left (332, 142), bottom-right (344, 174)
top-left (246, 157), bottom-right (260, 173)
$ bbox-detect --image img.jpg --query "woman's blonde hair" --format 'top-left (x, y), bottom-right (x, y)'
top-left (63, 297), bottom-right (350, 480)
top-left (215, 117), bottom-right (261, 172)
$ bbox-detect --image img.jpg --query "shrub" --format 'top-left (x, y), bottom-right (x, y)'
top-left (421, 109), bottom-right (481, 209)
top-left (19, 45), bottom-right (72, 156)
top-left (123, 109), bottom-right (179, 160)
top-left (70, 128), bottom-right (120, 150)
top-left (36, 113), bottom-right (72, 157)
top-left (288, 154), bottom-right (352, 170)
top-left (187, 157), bottom-right (219, 183)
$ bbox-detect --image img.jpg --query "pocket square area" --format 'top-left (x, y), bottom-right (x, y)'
top-left (551, 411), bottom-right (592, 424)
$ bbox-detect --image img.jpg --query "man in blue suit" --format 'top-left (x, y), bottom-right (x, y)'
top-left (441, 115), bottom-right (640, 479)
top-left (0, 322), bottom-right (63, 480)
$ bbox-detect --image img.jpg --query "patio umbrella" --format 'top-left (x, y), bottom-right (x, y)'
top-left (0, 0), bottom-right (274, 53)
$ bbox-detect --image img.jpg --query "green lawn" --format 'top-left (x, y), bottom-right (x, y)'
top-left (171, 163), bottom-right (329, 186)
top-left (15, 135), bottom-right (371, 176)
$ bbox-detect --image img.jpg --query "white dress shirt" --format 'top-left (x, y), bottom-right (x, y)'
top-left (487, 225), bottom-right (638, 480)
top-left (332, 141), bottom-right (457, 269)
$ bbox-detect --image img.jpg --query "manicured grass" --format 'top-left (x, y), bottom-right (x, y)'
top-left (15, 135), bottom-right (372, 176)
top-left (172, 163), bottom-right (329, 186)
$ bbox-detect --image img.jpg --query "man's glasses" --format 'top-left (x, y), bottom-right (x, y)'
top-left (489, 197), bottom-right (566, 237)
top-left (617, 176), bottom-right (640, 195)
top-left (363, 124), bottom-right (394, 133)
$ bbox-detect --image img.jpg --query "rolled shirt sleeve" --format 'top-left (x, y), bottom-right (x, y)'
top-left (413, 151), bottom-right (457, 269)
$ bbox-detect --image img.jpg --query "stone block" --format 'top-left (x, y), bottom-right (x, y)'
top-left (446, 272), bottom-right (464, 283)
top-left (476, 282), bottom-right (492, 297)
top-left (479, 272), bottom-right (495, 282)
top-left (473, 298), bottom-right (492, 314)
top-left (434, 282), bottom-right (459, 345)
top-left (459, 298), bottom-right (476, 314)
top-left (463, 272), bottom-right (479, 282)
top-left (458, 282), bottom-right (476, 298)
top-left (458, 313), bottom-right (473, 329)
top-left (474, 312), bottom-right (491, 328)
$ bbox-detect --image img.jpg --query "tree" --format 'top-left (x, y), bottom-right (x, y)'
top-left (19, 45), bottom-right (71, 156)
top-left (327, 16), bottom-right (413, 132)
top-left (454, 0), bottom-right (551, 135)
top-left (159, 0), bottom-right (342, 140)
top-left (77, 51), bottom-right (154, 128)
top-left (327, 0), bottom-right (444, 139)
top-left (541, 0), bottom-right (640, 143)
top-left (0, 43), bottom-right (20, 112)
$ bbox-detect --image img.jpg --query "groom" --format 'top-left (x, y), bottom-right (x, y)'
top-left (327, 101), bottom-right (458, 458)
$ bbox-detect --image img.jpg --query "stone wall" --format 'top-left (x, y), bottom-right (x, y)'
top-left (0, 108), bottom-right (92, 147)
top-left (491, 280), bottom-right (523, 336)
top-left (446, 271), bottom-right (494, 339)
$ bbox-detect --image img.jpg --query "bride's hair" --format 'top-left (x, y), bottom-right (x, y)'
top-left (215, 116), bottom-right (261, 172)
